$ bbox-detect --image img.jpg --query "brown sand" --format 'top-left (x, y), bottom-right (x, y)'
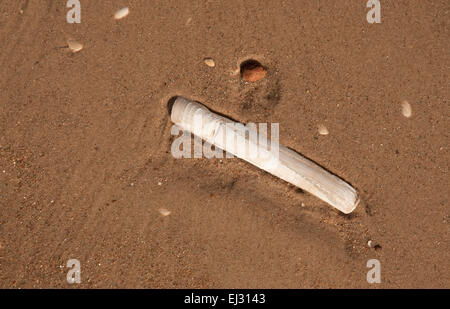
top-left (0, 0), bottom-right (448, 288)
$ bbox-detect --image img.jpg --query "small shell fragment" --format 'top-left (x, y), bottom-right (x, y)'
top-left (318, 124), bottom-right (329, 135)
top-left (114, 7), bottom-right (129, 20)
top-left (158, 208), bottom-right (171, 216)
top-left (67, 39), bottom-right (83, 53)
top-left (401, 100), bottom-right (412, 118)
top-left (204, 58), bottom-right (215, 67)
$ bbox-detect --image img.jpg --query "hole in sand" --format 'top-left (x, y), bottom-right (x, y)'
top-left (240, 59), bottom-right (267, 82)
top-left (167, 96), bottom-right (178, 115)
top-left (240, 59), bottom-right (264, 72)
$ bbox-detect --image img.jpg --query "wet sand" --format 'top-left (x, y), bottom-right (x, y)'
top-left (0, 0), bottom-right (448, 288)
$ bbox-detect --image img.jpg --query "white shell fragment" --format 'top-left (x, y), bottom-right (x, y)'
top-left (401, 100), bottom-right (412, 118)
top-left (158, 208), bottom-right (171, 216)
top-left (170, 97), bottom-right (359, 214)
top-left (318, 124), bottom-right (329, 135)
top-left (204, 58), bottom-right (215, 67)
top-left (114, 7), bottom-right (129, 20)
top-left (67, 39), bottom-right (83, 53)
